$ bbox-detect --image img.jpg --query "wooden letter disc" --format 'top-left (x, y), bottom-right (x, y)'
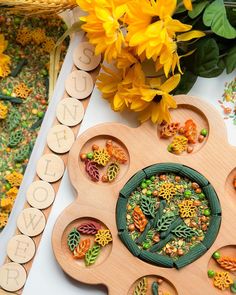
top-left (65, 70), bottom-right (94, 100)
top-left (36, 154), bottom-right (64, 183)
top-left (26, 180), bottom-right (55, 209)
top-left (56, 97), bottom-right (84, 127)
top-left (7, 235), bottom-right (36, 264)
top-left (17, 208), bottom-right (46, 237)
top-left (47, 124), bottom-right (75, 154)
top-left (73, 41), bottom-right (101, 71)
top-left (0, 263), bottom-right (27, 292)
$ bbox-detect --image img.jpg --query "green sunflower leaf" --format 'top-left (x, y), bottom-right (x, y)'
top-left (203, 0), bottom-right (236, 39)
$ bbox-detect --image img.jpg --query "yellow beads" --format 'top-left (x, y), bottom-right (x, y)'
top-left (178, 200), bottom-right (197, 218)
top-left (213, 271), bottom-right (233, 290)
top-left (93, 149), bottom-right (110, 166)
top-left (6, 172), bottom-right (23, 187)
top-left (14, 83), bottom-right (32, 99)
top-left (0, 102), bottom-right (8, 119)
top-left (95, 229), bottom-right (112, 247)
top-left (159, 182), bottom-right (177, 203)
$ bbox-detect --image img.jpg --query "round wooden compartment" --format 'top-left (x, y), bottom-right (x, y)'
top-left (117, 163), bottom-right (221, 269)
top-left (225, 168), bottom-right (236, 205)
top-left (62, 217), bottom-right (113, 268)
top-left (128, 275), bottom-right (178, 295)
top-left (78, 135), bottom-right (130, 185)
top-left (157, 104), bottom-right (209, 155)
top-left (207, 245), bottom-right (236, 294)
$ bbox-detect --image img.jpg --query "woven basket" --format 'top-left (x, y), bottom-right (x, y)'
top-left (0, 0), bottom-right (77, 15)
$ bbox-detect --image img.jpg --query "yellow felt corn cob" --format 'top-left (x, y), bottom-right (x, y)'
top-left (0, 0), bottom-right (77, 15)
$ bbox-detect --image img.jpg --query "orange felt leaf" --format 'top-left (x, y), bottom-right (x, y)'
top-left (183, 119), bottom-right (197, 144)
top-left (132, 206), bottom-right (148, 232)
top-left (217, 256), bottom-right (236, 272)
top-left (73, 238), bottom-right (91, 259)
top-left (106, 140), bottom-right (127, 164)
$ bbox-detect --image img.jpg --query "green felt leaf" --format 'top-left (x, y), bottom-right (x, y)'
top-left (85, 245), bottom-right (101, 266)
top-left (8, 130), bottom-right (23, 148)
top-left (224, 45), bottom-right (236, 74)
top-left (141, 196), bottom-right (156, 218)
top-left (67, 228), bottom-right (80, 252)
top-left (156, 215), bottom-right (175, 232)
top-left (6, 108), bottom-right (21, 131)
top-left (172, 224), bottom-right (198, 238)
top-left (173, 70), bottom-right (197, 94)
top-left (188, 1), bottom-right (209, 19)
top-left (14, 144), bottom-right (31, 162)
top-left (134, 277), bottom-right (148, 295)
top-left (203, 0), bottom-right (236, 39)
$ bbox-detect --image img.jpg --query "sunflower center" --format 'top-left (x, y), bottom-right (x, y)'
top-left (151, 15), bottom-right (160, 24)
top-left (153, 94), bottom-right (162, 103)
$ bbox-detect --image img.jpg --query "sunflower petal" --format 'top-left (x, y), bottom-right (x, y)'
top-left (177, 30), bottom-right (205, 42)
top-left (160, 74), bottom-right (181, 93)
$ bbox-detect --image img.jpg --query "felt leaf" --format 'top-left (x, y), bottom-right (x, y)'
top-left (112, 146), bottom-right (128, 164)
top-left (217, 256), bottom-right (236, 272)
top-left (85, 160), bottom-right (100, 182)
top-left (8, 130), bottom-right (23, 148)
top-left (140, 196), bottom-right (156, 218)
top-left (107, 162), bottom-right (120, 182)
top-left (73, 238), bottom-right (91, 259)
top-left (171, 224), bottom-right (198, 238)
top-left (85, 245), bottom-right (101, 266)
top-left (14, 144), bottom-right (31, 162)
top-left (77, 222), bottom-right (101, 235)
top-left (156, 215), bottom-right (175, 232)
top-left (133, 206), bottom-right (148, 232)
top-left (6, 108), bottom-right (21, 131)
top-left (133, 277), bottom-right (148, 295)
top-left (67, 228), bottom-right (81, 252)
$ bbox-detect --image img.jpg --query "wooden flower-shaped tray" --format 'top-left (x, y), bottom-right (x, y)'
top-left (52, 95), bottom-right (236, 295)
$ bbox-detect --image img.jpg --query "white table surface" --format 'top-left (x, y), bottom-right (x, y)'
top-left (2, 32), bottom-right (235, 294)
top-left (23, 70), bottom-right (235, 294)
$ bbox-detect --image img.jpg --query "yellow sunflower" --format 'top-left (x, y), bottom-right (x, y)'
top-left (0, 34), bottom-right (11, 78)
top-left (97, 62), bottom-right (180, 124)
top-left (183, 0), bottom-right (192, 11)
top-left (126, 0), bottom-right (204, 76)
top-left (77, 0), bottom-right (128, 62)
top-left (132, 74), bottom-right (181, 124)
top-left (96, 65), bottom-right (127, 111)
